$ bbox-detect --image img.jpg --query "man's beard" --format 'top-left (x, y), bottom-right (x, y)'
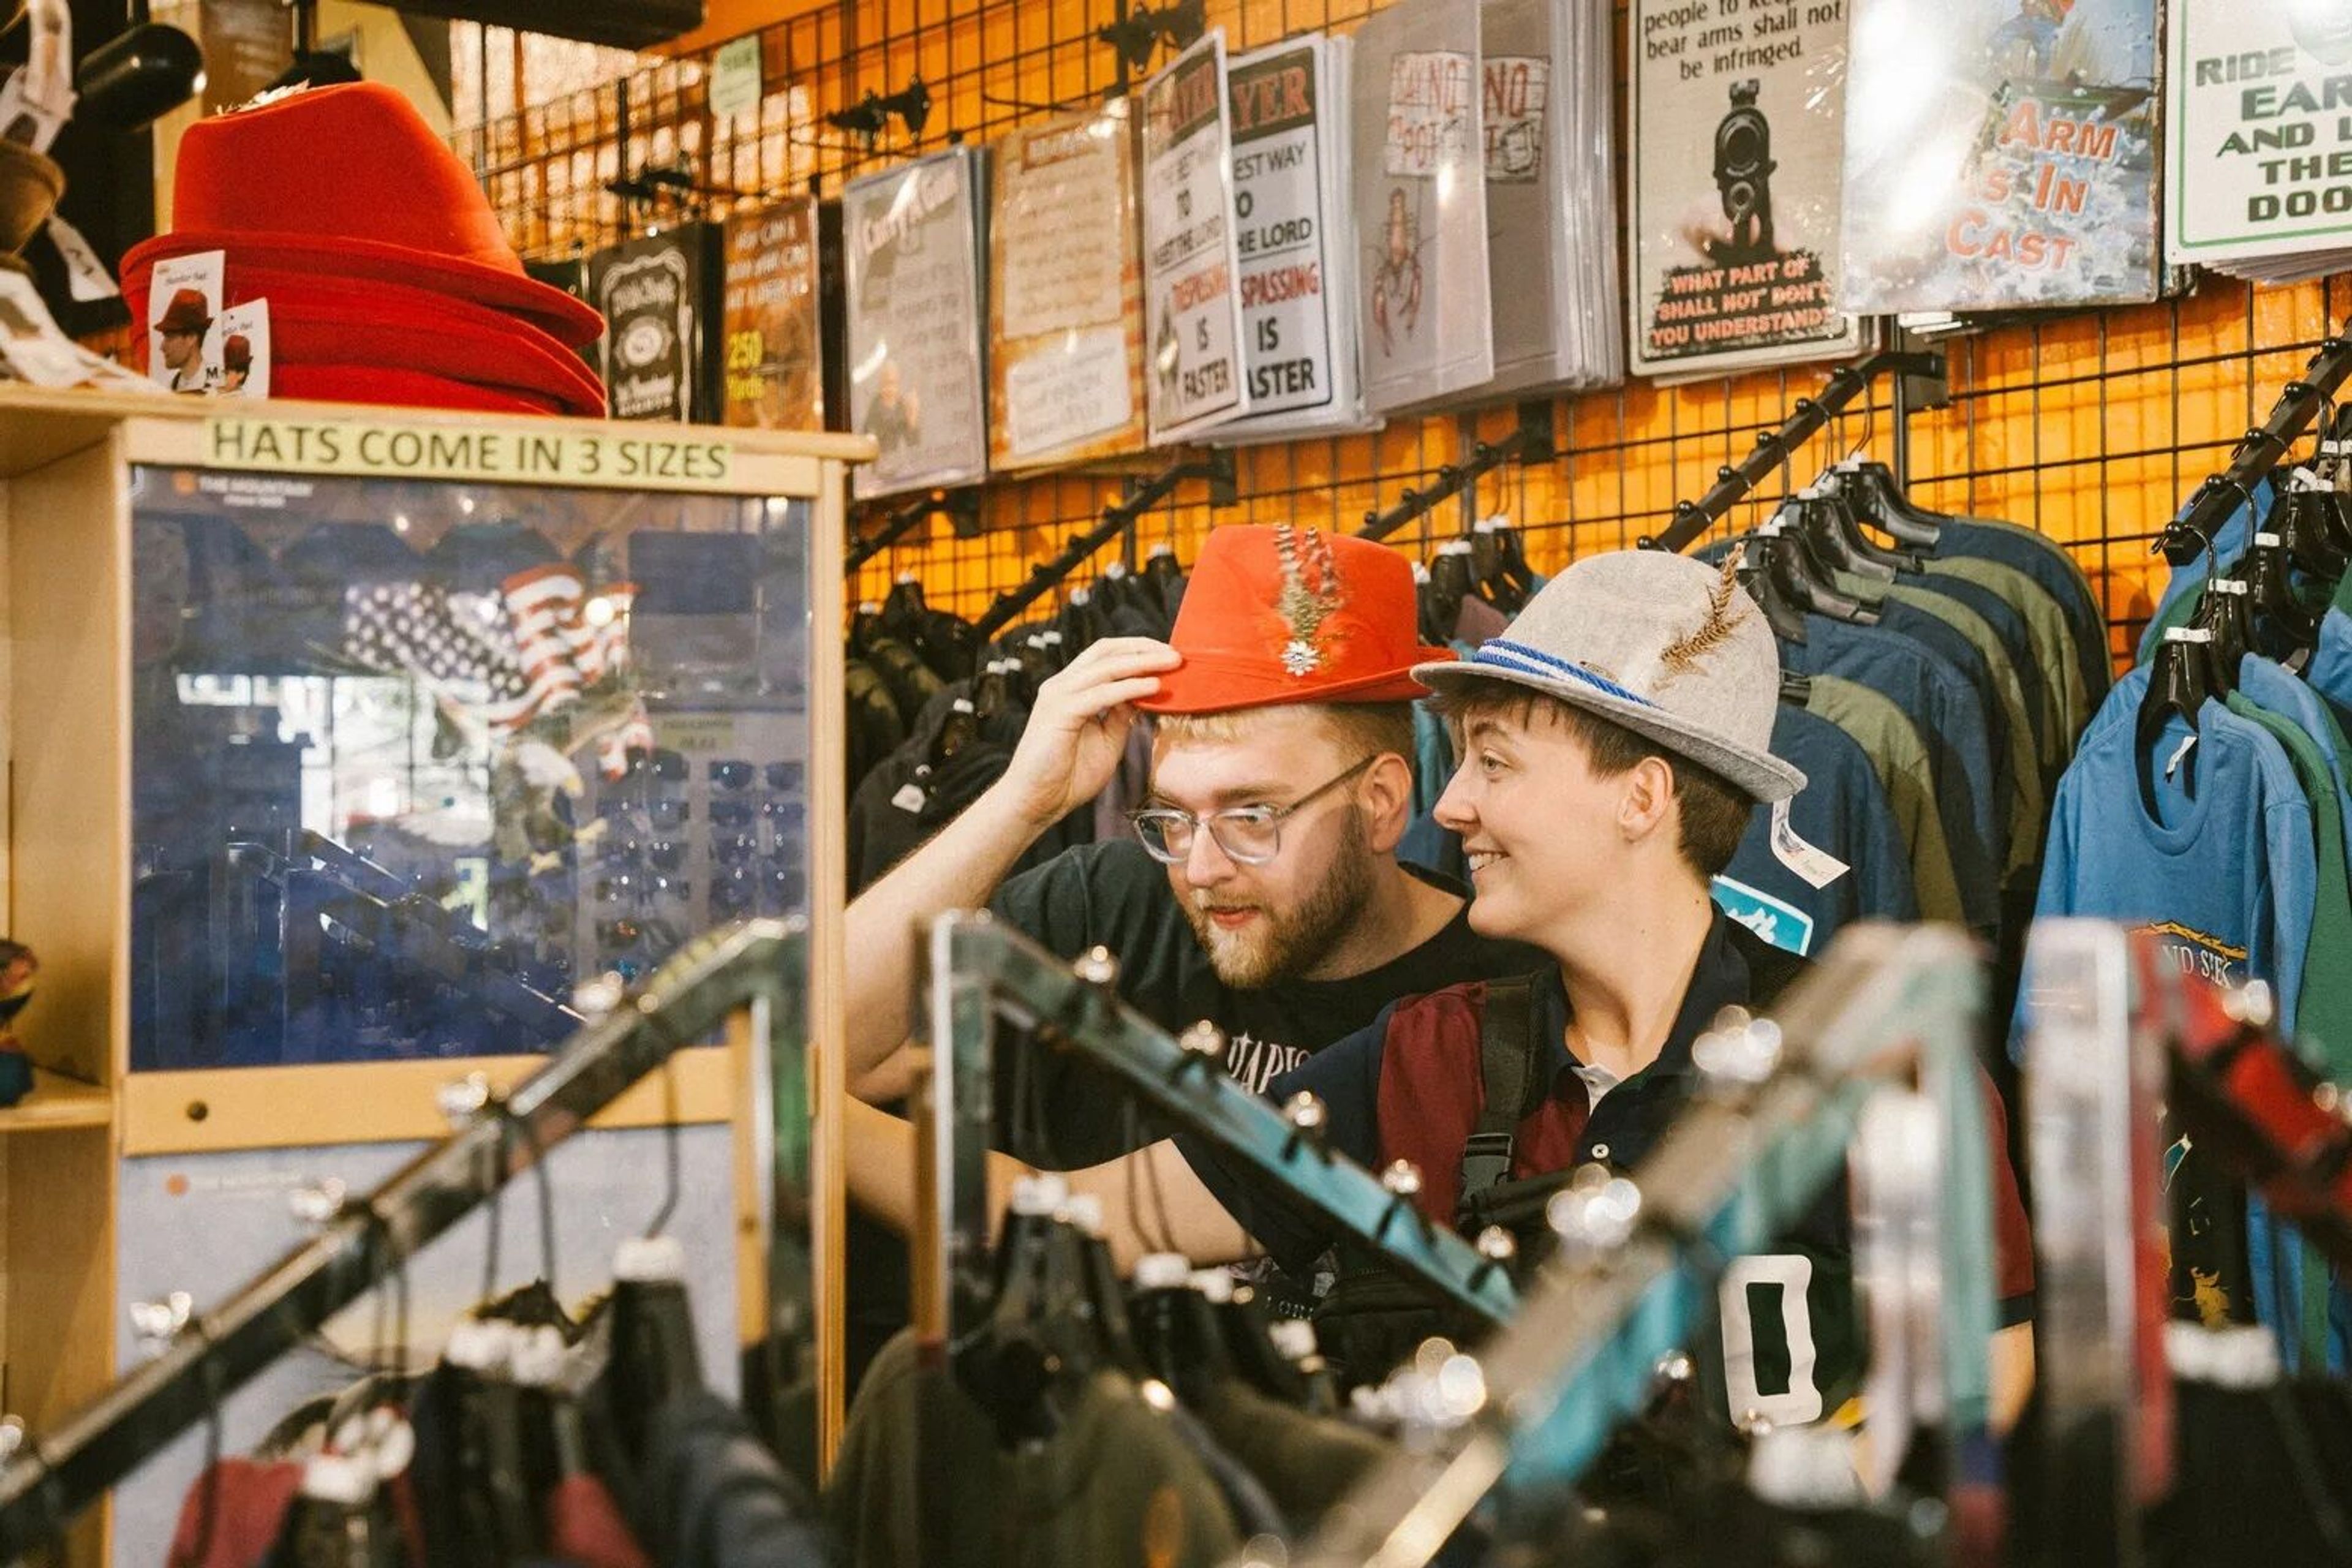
top-left (1182, 807), bottom-right (1378, 989)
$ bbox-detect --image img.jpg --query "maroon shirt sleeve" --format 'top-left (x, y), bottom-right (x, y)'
top-left (1978, 1065), bottom-right (2038, 1319)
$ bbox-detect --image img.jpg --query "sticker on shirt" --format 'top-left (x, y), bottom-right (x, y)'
top-left (1709, 875), bottom-right (1816, 957)
top-left (1768, 800), bottom-right (1849, 891)
top-left (2133, 921), bottom-right (2249, 989)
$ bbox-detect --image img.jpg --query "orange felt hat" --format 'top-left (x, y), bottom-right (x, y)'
top-left (1137, 524), bottom-right (1453, 714)
top-left (120, 83), bottom-right (602, 350)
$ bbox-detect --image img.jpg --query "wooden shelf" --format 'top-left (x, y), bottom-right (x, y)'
top-left (0, 1068), bottom-right (112, 1132)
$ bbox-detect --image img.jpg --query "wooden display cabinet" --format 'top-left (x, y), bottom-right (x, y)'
top-left (0, 387), bottom-right (861, 1564)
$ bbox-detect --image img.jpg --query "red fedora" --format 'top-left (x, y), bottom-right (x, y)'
top-left (269, 364), bottom-right (568, 417)
top-left (120, 83), bottom-right (601, 350)
top-left (1138, 524), bottom-right (1454, 714)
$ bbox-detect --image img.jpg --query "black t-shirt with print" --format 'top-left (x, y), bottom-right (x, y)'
top-left (987, 839), bottom-right (1547, 1167)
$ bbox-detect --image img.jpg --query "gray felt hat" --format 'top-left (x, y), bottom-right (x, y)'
top-left (1412, 551), bottom-right (1806, 803)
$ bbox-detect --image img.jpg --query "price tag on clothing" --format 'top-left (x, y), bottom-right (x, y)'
top-left (890, 782), bottom-right (927, 813)
top-left (1769, 800), bottom-right (1849, 890)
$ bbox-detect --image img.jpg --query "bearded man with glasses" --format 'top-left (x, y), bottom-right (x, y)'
top-left (841, 525), bottom-right (1543, 1352)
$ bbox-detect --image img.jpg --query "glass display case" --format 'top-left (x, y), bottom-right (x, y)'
top-left (127, 472), bottom-right (813, 1069)
top-left (0, 388), bottom-right (860, 1567)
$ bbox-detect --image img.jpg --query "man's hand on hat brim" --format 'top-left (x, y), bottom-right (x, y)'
top-left (997, 636), bottom-right (1181, 832)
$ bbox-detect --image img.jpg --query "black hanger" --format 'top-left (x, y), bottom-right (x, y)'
top-left (2136, 625), bottom-right (2220, 759)
top-left (1142, 542), bottom-right (1186, 619)
top-left (2271, 486), bottom-right (2352, 585)
top-left (1830, 461), bottom-right (1947, 550)
top-left (965, 1199), bottom-right (1096, 1445)
top-left (266, 0), bottom-right (361, 89)
top-left (972, 659), bottom-right (1012, 724)
top-left (1128, 1262), bottom-right (1235, 1409)
top-left (2195, 578), bottom-right (2253, 680)
top-left (1735, 535), bottom-right (1812, 644)
top-left (848, 601), bottom-right (886, 659)
top-left (932, 698), bottom-right (981, 765)
top-left (1215, 1285), bottom-right (1311, 1406)
top-left (1792, 489), bottom-right (1899, 584)
top-left (1750, 524), bottom-right (1876, 630)
top-left (1471, 520), bottom-right (1537, 613)
top-left (2242, 529), bottom-right (2324, 661)
top-left (1422, 545), bottom-right (1474, 646)
top-left (605, 1240), bottom-right (704, 1474)
top-left (1074, 1227), bottom-right (1148, 1379)
top-left (881, 573), bottom-right (930, 630)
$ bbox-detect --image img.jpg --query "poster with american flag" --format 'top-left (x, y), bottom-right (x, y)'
top-left (337, 567), bottom-right (637, 742)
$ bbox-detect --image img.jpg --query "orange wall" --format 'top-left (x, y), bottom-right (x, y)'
top-left (474, 0), bottom-right (2352, 672)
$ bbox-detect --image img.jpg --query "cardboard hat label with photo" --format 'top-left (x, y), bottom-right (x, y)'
top-left (214, 299), bottom-right (271, 399)
top-left (148, 249), bottom-right (224, 394)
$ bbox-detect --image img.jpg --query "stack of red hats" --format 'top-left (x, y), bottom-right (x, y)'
top-left (121, 83), bottom-right (605, 416)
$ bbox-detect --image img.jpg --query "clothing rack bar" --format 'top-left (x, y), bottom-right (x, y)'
top-left (1287, 924), bottom-right (1990, 1568)
top-left (0, 919), bottom-right (807, 1558)
top-left (922, 913), bottom-right (1518, 1356)
top-left (1643, 350), bottom-right (1945, 555)
top-left (1357, 402), bottom-right (1556, 543)
top-left (845, 489), bottom-right (981, 576)
top-left (2154, 325), bottom-right (2352, 565)
top-left (971, 452), bottom-right (1234, 639)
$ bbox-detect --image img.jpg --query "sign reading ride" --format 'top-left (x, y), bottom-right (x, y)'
top-left (1140, 30), bottom-right (1253, 443)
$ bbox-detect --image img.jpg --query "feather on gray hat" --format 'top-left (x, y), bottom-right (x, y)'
top-left (1411, 550), bottom-right (1806, 803)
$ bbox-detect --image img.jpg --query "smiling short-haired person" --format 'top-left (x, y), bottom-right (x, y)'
top-left (851, 546), bottom-right (2038, 1431)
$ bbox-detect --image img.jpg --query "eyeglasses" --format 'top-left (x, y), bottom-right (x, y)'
top-left (1128, 755), bottom-right (1378, 867)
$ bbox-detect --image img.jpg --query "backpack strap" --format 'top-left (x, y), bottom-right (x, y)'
top-left (1457, 974), bottom-right (1543, 1221)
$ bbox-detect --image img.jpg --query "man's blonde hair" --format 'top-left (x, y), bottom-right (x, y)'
top-left (1155, 701), bottom-right (1417, 771)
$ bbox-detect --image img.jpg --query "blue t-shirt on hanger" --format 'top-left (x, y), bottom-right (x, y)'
top-left (2034, 665), bottom-right (2315, 1035)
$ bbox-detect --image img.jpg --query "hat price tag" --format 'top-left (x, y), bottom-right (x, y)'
top-left (1768, 799), bottom-right (1848, 891)
top-left (212, 299), bottom-right (270, 399)
top-left (146, 249), bottom-right (224, 394)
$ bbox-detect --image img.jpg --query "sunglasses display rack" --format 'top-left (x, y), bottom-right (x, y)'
top-left (575, 741), bottom-right (810, 983)
top-left (0, 386), bottom-right (864, 1564)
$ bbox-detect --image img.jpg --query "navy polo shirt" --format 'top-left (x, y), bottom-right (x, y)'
top-left (1779, 616), bottom-right (2002, 933)
top-left (1178, 911), bottom-right (2036, 1319)
top-left (1176, 914), bottom-right (1758, 1276)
